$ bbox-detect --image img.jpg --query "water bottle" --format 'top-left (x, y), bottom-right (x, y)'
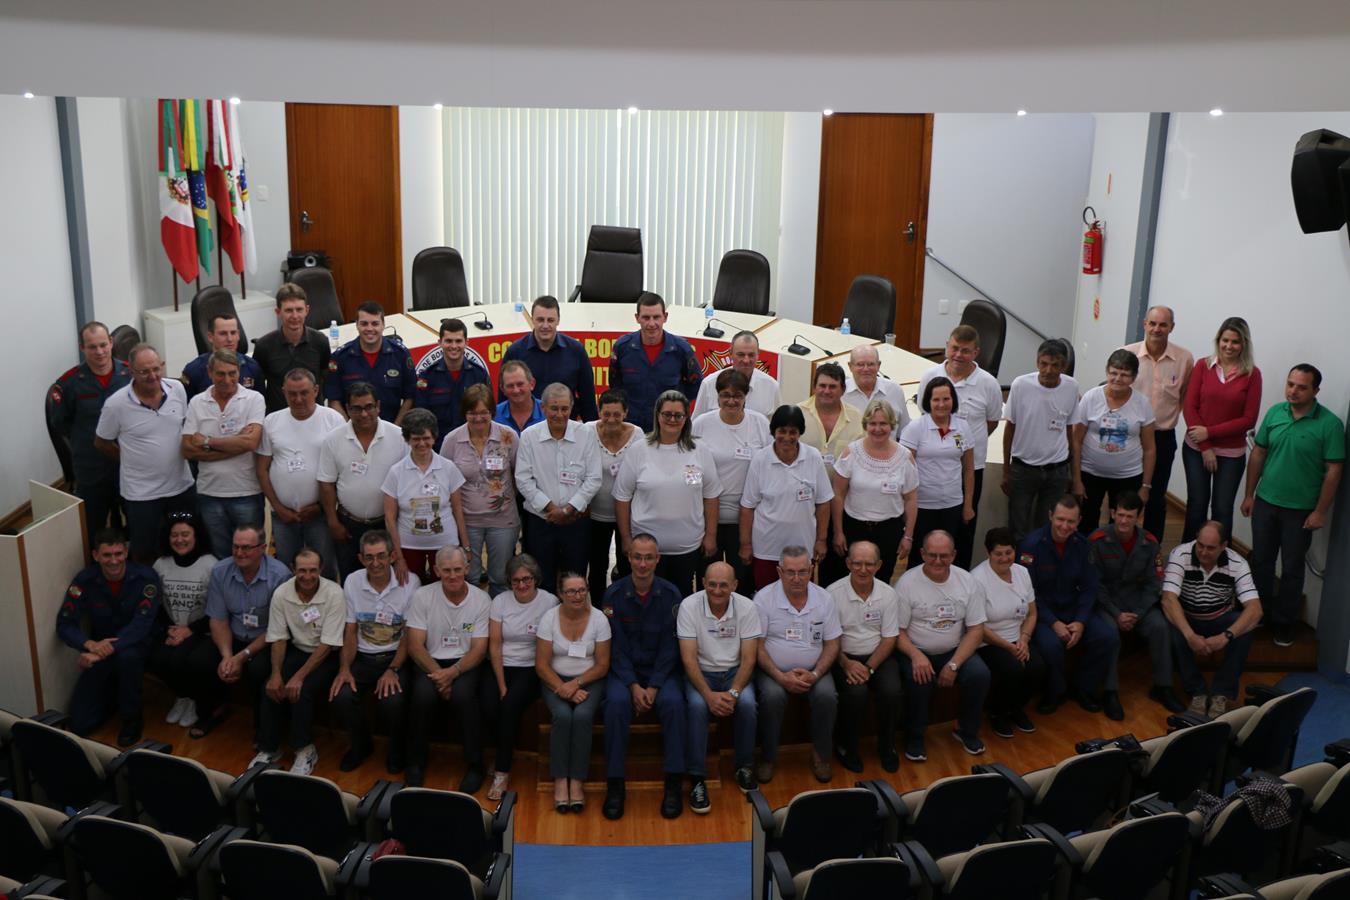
top-left (328, 320), bottom-right (339, 350)
top-left (704, 305), bottom-right (715, 324)
top-left (514, 298), bottom-right (524, 313)
top-left (840, 318), bottom-right (851, 335)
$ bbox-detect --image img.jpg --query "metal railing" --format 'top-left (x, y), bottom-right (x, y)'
top-left (924, 247), bottom-right (1050, 343)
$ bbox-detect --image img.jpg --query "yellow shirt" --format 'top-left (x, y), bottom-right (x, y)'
top-left (798, 396), bottom-right (864, 476)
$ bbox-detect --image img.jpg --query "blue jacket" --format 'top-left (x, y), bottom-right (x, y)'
top-left (181, 351), bottom-right (265, 401)
top-left (324, 336), bottom-right (416, 422)
top-left (47, 359), bottom-right (130, 484)
top-left (602, 575), bottom-right (683, 689)
top-left (608, 331), bottom-right (702, 431)
top-left (57, 561), bottom-right (161, 653)
top-left (1019, 526), bottom-right (1100, 626)
top-left (414, 354), bottom-right (493, 450)
top-left (503, 332), bottom-right (599, 422)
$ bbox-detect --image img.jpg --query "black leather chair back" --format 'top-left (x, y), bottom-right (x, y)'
top-left (124, 751), bottom-right (226, 842)
top-left (578, 226), bottom-right (644, 303)
top-left (368, 857), bottom-right (478, 900)
top-left (389, 788), bottom-right (491, 875)
top-left (69, 817), bottom-right (184, 900)
top-left (412, 247), bottom-right (471, 310)
top-left (289, 266), bottom-right (344, 330)
top-left (1232, 688), bottom-right (1318, 776)
top-left (777, 789), bottom-right (884, 878)
top-left (711, 249), bottom-right (771, 315)
top-left (1144, 720), bottom-right (1232, 804)
top-left (1033, 749), bottom-right (1130, 835)
top-left (10, 722), bottom-right (107, 813)
top-left (947, 839), bottom-right (1058, 900)
top-left (959, 299), bottom-right (1007, 377)
top-left (253, 771), bottom-right (351, 861)
top-left (1046, 337), bottom-right (1075, 377)
top-left (1079, 814), bottom-right (1190, 900)
top-left (802, 858), bottom-right (911, 899)
top-left (909, 774), bottom-right (1011, 859)
top-left (841, 275), bottom-right (896, 341)
top-left (189, 285), bottom-right (247, 356)
top-left (109, 325), bottom-right (140, 363)
top-left (221, 841), bottom-right (333, 900)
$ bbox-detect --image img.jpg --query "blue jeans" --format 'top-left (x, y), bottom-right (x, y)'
top-left (272, 516), bottom-right (339, 581)
top-left (198, 493), bottom-right (265, 559)
top-left (467, 523), bottom-right (519, 598)
top-left (1181, 445), bottom-right (1246, 543)
top-left (898, 648), bottom-right (990, 741)
top-left (1170, 608), bottom-right (1253, 699)
top-left (685, 668), bottom-right (757, 775)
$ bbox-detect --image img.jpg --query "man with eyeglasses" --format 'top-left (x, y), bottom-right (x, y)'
top-left (325, 300), bottom-right (416, 424)
top-left (329, 529), bottom-right (419, 773)
top-left (415, 317), bottom-right (493, 451)
top-left (318, 382), bottom-right (408, 578)
top-left (503, 295), bottom-right (598, 421)
top-left (609, 292), bottom-right (702, 431)
top-left (693, 331), bottom-right (780, 419)
top-left (601, 533), bottom-right (688, 820)
top-left (843, 344), bottom-right (912, 435)
top-left (95, 343), bottom-right (196, 564)
top-left (754, 545), bottom-right (842, 784)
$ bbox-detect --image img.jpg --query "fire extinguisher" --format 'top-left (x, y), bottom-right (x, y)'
top-left (1082, 206), bottom-right (1103, 275)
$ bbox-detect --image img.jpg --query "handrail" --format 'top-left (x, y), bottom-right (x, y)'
top-left (924, 247), bottom-right (1051, 343)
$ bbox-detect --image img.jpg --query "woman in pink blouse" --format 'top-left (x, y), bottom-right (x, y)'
top-left (1181, 317), bottom-right (1261, 541)
top-left (442, 384), bottom-right (519, 596)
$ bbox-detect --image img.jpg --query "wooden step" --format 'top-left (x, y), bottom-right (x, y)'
top-left (536, 721), bottom-right (721, 791)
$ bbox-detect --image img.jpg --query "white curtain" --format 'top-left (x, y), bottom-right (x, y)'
top-left (442, 107), bottom-right (785, 309)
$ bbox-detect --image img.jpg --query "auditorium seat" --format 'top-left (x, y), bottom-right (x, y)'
top-left (411, 246), bottom-right (472, 310)
top-left (1214, 686), bottom-right (1318, 787)
top-left (249, 769), bottom-right (390, 862)
top-left (897, 832), bottom-right (1065, 900)
top-left (767, 853), bottom-right (911, 900)
top-left (365, 854), bottom-right (511, 900)
top-left (978, 748), bottom-right (1131, 836)
top-left (749, 787), bottom-right (887, 900)
top-left (1281, 744), bottom-right (1350, 861)
top-left (1181, 778), bottom-right (1306, 891)
top-left (0, 798), bottom-right (68, 885)
top-left (189, 284), bottom-right (247, 355)
top-left (1200, 867), bottom-right (1350, 900)
top-left (289, 266), bottom-right (344, 329)
top-left (0, 873), bottom-right (67, 899)
top-left (709, 249), bottom-right (772, 316)
top-left (118, 747), bottom-right (247, 841)
top-left (10, 718), bottom-right (120, 812)
top-left (64, 813), bottom-right (212, 900)
top-left (865, 774), bottom-right (1013, 858)
top-left (1135, 719), bottom-right (1234, 803)
top-left (567, 226), bottom-right (644, 303)
top-left (840, 274), bottom-right (896, 341)
top-left (0, 708), bottom-right (29, 801)
top-left (1059, 811), bottom-right (1191, 900)
top-left (219, 838), bottom-right (342, 900)
top-left (376, 784), bottom-right (516, 896)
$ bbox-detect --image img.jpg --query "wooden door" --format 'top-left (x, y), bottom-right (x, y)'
top-left (813, 114), bottom-right (933, 348)
top-left (286, 103), bottom-right (403, 322)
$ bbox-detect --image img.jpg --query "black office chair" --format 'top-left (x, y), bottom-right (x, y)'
top-left (378, 784), bottom-right (516, 890)
top-left (841, 274), bottom-right (896, 341)
top-left (980, 749), bottom-right (1132, 836)
top-left (10, 719), bottom-right (120, 812)
top-left (64, 815), bottom-right (209, 900)
top-left (867, 774), bottom-right (1014, 858)
top-left (767, 855), bottom-right (912, 900)
top-left (749, 787), bottom-right (888, 900)
top-left (567, 225), bottom-right (644, 303)
top-left (289, 266), bottom-right (344, 330)
top-left (1060, 812), bottom-right (1191, 900)
top-left (1134, 719), bottom-right (1233, 804)
top-left (189, 285), bottom-right (247, 355)
top-left (1283, 741), bottom-right (1350, 861)
top-left (249, 770), bottom-right (387, 861)
top-left (109, 325), bottom-right (140, 363)
top-left (1046, 337), bottom-right (1076, 377)
top-left (43, 385), bottom-right (75, 487)
top-left (898, 834), bottom-right (1064, 900)
top-left (1214, 686), bottom-right (1318, 786)
top-left (0, 798), bottom-right (67, 884)
top-left (367, 855), bottom-right (512, 900)
top-left (710, 249), bottom-right (772, 316)
top-left (120, 748), bottom-right (245, 841)
top-left (411, 246), bottom-right (472, 310)
top-left (219, 839), bottom-right (341, 900)
top-left (961, 299), bottom-right (1007, 377)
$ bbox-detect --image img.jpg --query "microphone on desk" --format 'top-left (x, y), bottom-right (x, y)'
top-left (702, 317), bottom-right (736, 339)
top-left (786, 335), bottom-right (830, 357)
top-left (454, 310), bottom-right (495, 331)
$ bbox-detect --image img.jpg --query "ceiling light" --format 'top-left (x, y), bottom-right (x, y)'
top-left (822, 108), bottom-right (833, 117)
top-left (627, 106), bottom-right (639, 115)
top-left (433, 103), bottom-right (443, 110)
top-left (23, 91), bottom-right (35, 99)
top-left (1016, 109), bottom-right (1028, 117)
top-left (228, 96), bottom-right (241, 105)
top-left (1209, 107), bottom-right (1224, 117)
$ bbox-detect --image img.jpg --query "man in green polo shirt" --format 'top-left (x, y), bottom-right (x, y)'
top-left (1241, 364), bottom-right (1345, 647)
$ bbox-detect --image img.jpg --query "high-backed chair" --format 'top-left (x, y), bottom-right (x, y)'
top-left (411, 246), bottom-right (472, 310)
top-left (120, 748), bottom-right (244, 841)
top-left (65, 815), bottom-right (207, 900)
top-left (749, 787), bottom-right (887, 900)
top-left (980, 749), bottom-right (1132, 836)
top-left (219, 839), bottom-right (340, 900)
top-left (289, 266), bottom-right (344, 330)
top-left (1046, 337), bottom-right (1076, 377)
top-left (840, 275), bottom-right (896, 341)
top-left (710, 249), bottom-right (772, 316)
top-left (960, 299), bottom-right (1007, 377)
top-left (367, 855), bottom-right (511, 900)
top-left (1201, 867), bottom-right (1350, 900)
top-left (867, 774), bottom-right (1014, 858)
top-left (43, 385), bottom-right (75, 487)
top-left (567, 226), bottom-right (644, 303)
top-left (768, 854), bottom-right (911, 900)
top-left (1282, 749), bottom-right (1350, 860)
top-left (0, 798), bottom-right (68, 884)
top-left (1135, 719), bottom-right (1234, 804)
top-left (1060, 812), bottom-right (1191, 900)
top-left (109, 325), bottom-right (140, 363)
top-left (1213, 686), bottom-right (1318, 786)
top-left (10, 719), bottom-right (119, 812)
top-left (250, 769), bottom-right (387, 861)
top-left (898, 834), bottom-right (1064, 900)
top-left (189, 284), bottom-right (247, 355)
top-left (1183, 779), bottom-right (1305, 890)
top-left (379, 784), bottom-right (515, 897)
top-left (0, 874), bottom-right (67, 899)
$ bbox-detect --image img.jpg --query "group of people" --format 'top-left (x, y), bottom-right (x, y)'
top-left (48, 287), bottom-right (1342, 816)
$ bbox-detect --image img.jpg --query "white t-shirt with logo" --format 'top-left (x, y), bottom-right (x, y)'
top-left (970, 560), bottom-right (1034, 646)
top-left (833, 439), bottom-right (920, 522)
top-left (895, 565), bottom-right (987, 655)
top-left (407, 582), bottom-right (491, 660)
top-left (613, 441), bottom-right (724, 555)
top-left (739, 444), bottom-right (835, 562)
top-left (491, 588), bottom-right (559, 668)
top-left (154, 554), bottom-right (218, 625)
top-left (691, 411), bottom-right (772, 524)
top-left (1004, 373), bottom-right (1080, 466)
top-left (899, 415), bottom-right (974, 510)
top-left (344, 568), bottom-right (421, 654)
top-left (918, 363), bottom-right (1004, 469)
top-left (259, 406), bottom-right (346, 509)
top-left (380, 453), bottom-right (467, 551)
top-left (1076, 386), bottom-right (1156, 479)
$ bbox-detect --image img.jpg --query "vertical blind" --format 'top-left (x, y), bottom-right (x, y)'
top-left (442, 107), bottom-right (785, 309)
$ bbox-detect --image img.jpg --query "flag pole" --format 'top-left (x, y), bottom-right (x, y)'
top-left (240, 269), bottom-right (247, 298)
top-left (173, 268), bottom-right (179, 311)
top-left (216, 203), bottom-right (223, 287)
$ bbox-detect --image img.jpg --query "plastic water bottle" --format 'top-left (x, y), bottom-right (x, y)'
top-left (705, 305), bottom-right (715, 324)
top-left (840, 318), bottom-right (851, 335)
top-left (514, 298), bottom-right (524, 313)
top-left (328, 320), bottom-right (339, 350)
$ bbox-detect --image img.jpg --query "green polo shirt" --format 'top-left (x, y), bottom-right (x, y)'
top-left (1253, 401), bottom-right (1345, 510)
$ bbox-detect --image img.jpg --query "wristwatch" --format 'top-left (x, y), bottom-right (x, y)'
top-left (947, 661), bottom-right (959, 673)
top-left (388, 665), bottom-right (401, 675)
top-left (1223, 629), bottom-right (1235, 642)
top-left (728, 688), bottom-right (741, 699)
top-left (867, 666), bottom-right (875, 676)
top-left (203, 435), bottom-right (212, 452)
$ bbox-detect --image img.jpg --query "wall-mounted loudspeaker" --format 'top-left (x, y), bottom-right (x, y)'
top-left (1291, 129), bottom-right (1350, 234)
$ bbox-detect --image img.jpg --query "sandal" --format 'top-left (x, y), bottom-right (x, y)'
top-left (188, 707), bottom-right (231, 740)
top-left (487, 771), bottom-right (510, 802)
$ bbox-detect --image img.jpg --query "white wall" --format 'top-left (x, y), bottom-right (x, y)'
top-left (77, 97), bottom-right (148, 329)
top-left (399, 106), bottom-right (445, 310)
top-left (922, 114), bottom-right (1095, 381)
top-left (775, 112), bottom-right (823, 324)
top-left (0, 94), bottom-right (78, 515)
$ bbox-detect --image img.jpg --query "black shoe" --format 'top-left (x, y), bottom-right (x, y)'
top-left (660, 775), bottom-right (683, 819)
top-left (1148, 686), bottom-right (1187, 714)
top-left (386, 750), bottom-right (405, 775)
top-left (1072, 690), bottom-right (1103, 714)
top-left (1273, 625), bottom-right (1295, 648)
top-left (734, 766), bottom-right (757, 793)
top-left (1009, 709), bottom-right (1036, 733)
top-left (1102, 691), bottom-right (1125, 722)
top-left (459, 764), bottom-right (486, 794)
top-left (117, 719), bottom-right (143, 748)
top-left (904, 737), bottom-right (927, 763)
top-left (990, 715), bottom-right (1015, 739)
top-left (689, 780), bottom-right (710, 815)
top-left (603, 778), bottom-right (626, 820)
top-left (1037, 694), bottom-right (1064, 715)
top-left (404, 765), bottom-right (425, 787)
top-left (879, 747), bottom-right (900, 773)
top-left (340, 741), bottom-right (374, 772)
top-left (951, 730), bottom-right (986, 756)
top-left (835, 745), bottom-right (864, 774)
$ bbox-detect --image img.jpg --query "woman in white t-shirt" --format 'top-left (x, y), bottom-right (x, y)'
top-left (690, 369), bottom-right (772, 589)
top-left (536, 571), bottom-right (610, 813)
top-left (613, 391), bottom-right (723, 596)
top-left (972, 527), bottom-right (1045, 739)
top-left (584, 390), bottom-right (644, 606)
top-left (149, 513), bottom-right (218, 732)
top-left (831, 398), bottom-right (919, 585)
top-left (899, 377), bottom-right (974, 569)
top-left (1070, 349), bottom-right (1157, 533)
top-left (482, 554), bottom-right (559, 801)
top-left (381, 408), bottom-right (470, 584)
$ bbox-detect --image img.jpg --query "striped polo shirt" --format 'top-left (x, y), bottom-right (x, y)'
top-left (1162, 541), bottom-right (1259, 621)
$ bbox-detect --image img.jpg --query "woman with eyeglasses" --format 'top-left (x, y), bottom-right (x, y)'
top-left (900, 377), bottom-right (975, 569)
top-left (691, 369), bottom-right (772, 589)
top-left (536, 571), bottom-right (610, 813)
top-left (1069, 349), bottom-right (1157, 533)
top-left (584, 390), bottom-right (643, 605)
top-left (830, 398), bottom-right (919, 585)
top-left (481, 554), bottom-right (558, 801)
top-left (442, 384), bottom-right (518, 597)
top-left (381, 408), bottom-right (470, 584)
top-left (613, 391), bottom-right (723, 596)
top-left (149, 513), bottom-right (218, 731)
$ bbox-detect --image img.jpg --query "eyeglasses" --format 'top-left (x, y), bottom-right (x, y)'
top-left (629, 553), bottom-right (659, 563)
top-left (717, 392), bottom-right (745, 401)
top-left (348, 402), bottom-right (379, 414)
top-left (560, 587), bottom-right (588, 597)
top-left (659, 411), bottom-right (687, 421)
top-left (232, 542), bottom-right (263, 552)
top-left (510, 575), bottom-right (536, 585)
top-left (167, 511), bottom-right (196, 522)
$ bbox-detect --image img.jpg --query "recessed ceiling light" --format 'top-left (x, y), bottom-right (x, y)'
top-left (823, 109), bottom-right (834, 117)
top-left (627, 106), bottom-right (639, 114)
top-left (1209, 107), bottom-right (1224, 117)
top-left (433, 103), bottom-right (443, 110)
top-left (23, 91), bottom-right (35, 99)
top-left (228, 96), bottom-right (241, 106)
top-left (1016, 109), bottom-right (1028, 117)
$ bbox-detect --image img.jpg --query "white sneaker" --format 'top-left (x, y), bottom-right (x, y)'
top-left (177, 700), bottom-right (199, 728)
top-left (290, 744), bottom-right (319, 776)
top-left (248, 750), bottom-right (282, 769)
top-left (1188, 695), bottom-right (1209, 716)
top-left (1209, 695), bottom-right (1229, 716)
top-left (165, 697), bottom-right (190, 724)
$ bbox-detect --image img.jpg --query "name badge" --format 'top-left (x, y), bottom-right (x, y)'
top-left (684, 465), bottom-right (703, 486)
top-left (715, 622), bottom-right (736, 638)
top-left (796, 485), bottom-right (814, 502)
top-left (441, 633), bottom-right (463, 654)
top-left (567, 641), bottom-right (587, 658)
top-left (936, 604), bottom-right (957, 620)
top-left (609, 461), bottom-right (621, 476)
top-left (350, 460), bottom-right (369, 476)
top-left (881, 480), bottom-right (899, 495)
top-left (219, 416), bottom-right (240, 435)
top-left (810, 629), bottom-right (823, 643)
top-left (300, 605), bottom-right (321, 624)
top-left (1048, 415), bottom-right (1066, 433)
top-left (374, 608), bottom-right (393, 626)
top-left (822, 453), bottom-right (836, 466)
top-left (863, 609), bottom-right (882, 624)
top-left (241, 612), bottom-right (259, 628)
top-left (559, 469), bottom-right (579, 486)
top-left (287, 455), bottom-right (306, 473)
top-left (1015, 601), bottom-right (1029, 620)
top-left (734, 446), bottom-right (753, 460)
top-left (785, 624), bottom-right (804, 642)
top-left (526, 623), bottom-right (538, 636)
top-left (485, 455), bottom-right (505, 472)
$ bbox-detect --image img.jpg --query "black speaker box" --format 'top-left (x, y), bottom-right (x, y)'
top-left (1291, 129), bottom-right (1350, 234)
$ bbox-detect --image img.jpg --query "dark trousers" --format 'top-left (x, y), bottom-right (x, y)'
top-left (604, 672), bottom-right (687, 777)
top-left (908, 505), bottom-right (964, 569)
top-left (1079, 471), bottom-right (1144, 534)
top-left (898, 648), bottom-right (990, 740)
top-left (125, 487), bottom-right (197, 565)
top-left (1032, 611), bottom-right (1120, 699)
top-left (257, 645), bottom-right (338, 752)
top-left (842, 513), bottom-right (906, 587)
top-left (1171, 608), bottom-right (1254, 699)
top-left (330, 650), bottom-right (410, 761)
top-left (480, 665), bottom-right (539, 773)
top-left (524, 514), bottom-right (590, 595)
top-left (76, 478), bottom-right (122, 540)
top-left (818, 518), bottom-right (847, 587)
top-left (1008, 459), bottom-right (1070, 545)
top-left (1181, 445), bottom-right (1246, 543)
top-left (588, 520), bottom-right (630, 607)
top-left (408, 658), bottom-right (483, 769)
top-left (334, 512), bottom-right (384, 581)
top-left (956, 469), bottom-right (985, 571)
top-left (1249, 497), bottom-right (1314, 627)
top-left (1143, 429), bottom-right (1178, 541)
top-left (834, 654), bottom-right (902, 754)
top-left (702, 521), bottom-right (751, 592)
top-left (69, 642), bottom-right (150, 735)
top-left (209, 637), bottom-right (272, 740)
top-left (656, 550), bottom-right (701, 598)
top-left (147, 631), bottom-right (219, 708)
top-left (978, 643), bottom-right (1047, 715)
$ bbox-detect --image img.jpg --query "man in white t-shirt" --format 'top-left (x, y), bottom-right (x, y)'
top-left (181, 349), bottom-right (267, 558)
top-left (895, 531), bottom-right (991, 762)
top-left (693, 331), bottom-right (781, 419)
top-left (826, 541), bottom-right (902, 773)
top-left (678, 561), bottom-right (763, 811)
top-left (843, 343), bottom-right (912, 435)
top-left (918, 324), bottom-right (1005, 568)
top-left (1002, 339), bottom-right (1080, 543)
top-left (257, 368), bottom-right (346, 579)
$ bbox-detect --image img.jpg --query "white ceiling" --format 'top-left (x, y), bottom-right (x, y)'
top-left (3, 0), bottom-right (1350, 112)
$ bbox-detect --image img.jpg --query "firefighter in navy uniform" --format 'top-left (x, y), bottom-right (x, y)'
top-left (608, 292), bottom-right (702, 431)
top-left (47, 322), bottom-right (131, 536)
top-left (324, 301), bottom-right (417, 423)
top-left (180, 311), bottom-right (265, 400)
top-left (414, 317), bottom-right (493, 451)
top-left (57, 529), bottom-right (161, 745)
